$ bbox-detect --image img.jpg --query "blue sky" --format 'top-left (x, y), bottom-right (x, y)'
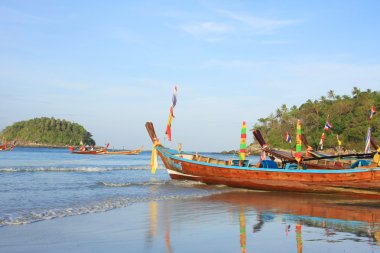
top-left (1, 0), bottom-right (379, 151)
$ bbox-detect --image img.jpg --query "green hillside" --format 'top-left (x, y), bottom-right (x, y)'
top-left (253, 87), bottom-right (380, 151)
top-left (0, 117), bottom-right (95, 146)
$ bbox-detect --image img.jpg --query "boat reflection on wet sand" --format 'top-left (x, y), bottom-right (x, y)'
top-left (145, 189), bottom-right (380, 252)
top-left (206, 191), bottom-right (380, 240)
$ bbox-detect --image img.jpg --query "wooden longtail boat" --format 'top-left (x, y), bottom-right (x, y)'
top-left (0, 141), bottom-right (16, 151)
top-left (105, 146), bottom-right (143, 155)
top-left (146, 122), bottom-right (380, 198)
top-left (71, 150), bottom-right (106, 155)
top-left (70, 144), bottom-right (109, 155)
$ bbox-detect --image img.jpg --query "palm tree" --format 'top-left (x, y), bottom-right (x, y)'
top-left (352, 86), bottom-right (361, 99)
top-left (276, 108), bottom-right (282, 119)
top-left (327, 90), bottom-right (335, 100)
top-left (281, 104), bottom-right (288, 113)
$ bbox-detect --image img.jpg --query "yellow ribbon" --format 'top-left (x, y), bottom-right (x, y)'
top-left (151, 141), bottom-right (159, 174)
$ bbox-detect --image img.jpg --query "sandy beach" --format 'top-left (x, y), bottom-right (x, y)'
top-left (1, 190), bottom-right (380, 253)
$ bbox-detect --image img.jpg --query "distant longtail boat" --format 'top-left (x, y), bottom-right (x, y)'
top-left (69, 143), bottom-right (109, 155)
top-left (0, 141), bottom-right (16, 151)
top-left (105, 146), bottom-right (143, 155)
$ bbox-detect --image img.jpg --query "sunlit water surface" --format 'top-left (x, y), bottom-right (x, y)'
top-left (1, 147), bottom-right (380, 252)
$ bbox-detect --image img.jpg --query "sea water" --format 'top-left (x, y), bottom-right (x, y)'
top-left (0, 147), bottom-right (246, 226)
top-left (1, 147), bottom-right (380, 253)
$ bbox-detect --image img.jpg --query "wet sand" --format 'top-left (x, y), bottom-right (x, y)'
top-left (1, 190), bottom-right (380, 253)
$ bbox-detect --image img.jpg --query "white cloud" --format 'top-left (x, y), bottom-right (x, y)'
top-left (261, 40), bottom-right (295, 45)
top-left (179, 10), bottom-right (302, 41)
top-left (219, 10), bottom-right (302, 34)
top-left (180, 21), bottom-right (232, 36)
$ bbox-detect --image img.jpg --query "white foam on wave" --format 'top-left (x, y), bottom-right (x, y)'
top-left (98, 180), bottom-right (168, 187)
top-left (0, 197), bottom-right (135, 227)
top-left (0, 191), bottom-right (216, 227)
top-left (98, 182), bottom-right (133, 187)
top-left (169, 180), bottom-right (212, 188)
top-left (0, 166), bottom-right (151, 173)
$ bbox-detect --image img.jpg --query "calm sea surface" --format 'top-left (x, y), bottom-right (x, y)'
top-left (1, 147), bottom-right (380, 252)
top-left (0, 147), bottom-right (249, 226)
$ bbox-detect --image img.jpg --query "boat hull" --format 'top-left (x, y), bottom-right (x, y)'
top-left (156, 146), bottom-right (380, 198)
top-left (105, 151), bottom-right (141, 155)
top-left (71, 150), bottom-right (105, 155)
top-left (105, 147), bottom-right (143, 155)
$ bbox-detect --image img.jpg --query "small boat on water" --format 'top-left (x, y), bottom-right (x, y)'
top-left (0, 141), bottom-right (16, 151)
top-left (146, 121), bottom-right (380, 199)
top-left (69, 143), bottom-right (109, 155)
top-left (105, 146), bottom-right (143, 155)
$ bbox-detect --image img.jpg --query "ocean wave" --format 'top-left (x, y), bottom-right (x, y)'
top-left (0, 197), bottom-right (135, 227)
top-left (98, 179), bottom-right (216, 188)
top-left (98, 180), bottom-right (168, 187)
top-left (0, 192), bottom-right (214, 227)
top-left (170, 180), bottom-right (207, 186)
top-left (0, 166), bottom-right (154, 173)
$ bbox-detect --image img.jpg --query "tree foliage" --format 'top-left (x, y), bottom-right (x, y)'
top-left (0, 117), bottom-right (95, 146)
top-left (253, 88), bottom-right (380, 151)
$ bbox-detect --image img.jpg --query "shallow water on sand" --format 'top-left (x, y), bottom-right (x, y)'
top-left (1, 148), bottom-right (380, 252)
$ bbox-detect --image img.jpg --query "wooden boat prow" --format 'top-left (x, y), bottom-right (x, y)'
top-left (146, 122), bottom-right (380, 199)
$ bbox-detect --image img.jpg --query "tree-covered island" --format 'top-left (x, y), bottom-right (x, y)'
top-left (0, 117), bottom-right (95, 147)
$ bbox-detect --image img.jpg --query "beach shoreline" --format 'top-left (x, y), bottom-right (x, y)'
top-left (1, 190), bottom-right (380, 253)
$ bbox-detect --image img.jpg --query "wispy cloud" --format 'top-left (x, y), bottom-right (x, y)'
top-left (179, 9), bottom-right (302, 41)
top-left (219, 10), bottom-right (302, 34)
top-left (261, 40), bottom-right (295, 45)
top-left (180, 22), bottom-right (232, 36)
